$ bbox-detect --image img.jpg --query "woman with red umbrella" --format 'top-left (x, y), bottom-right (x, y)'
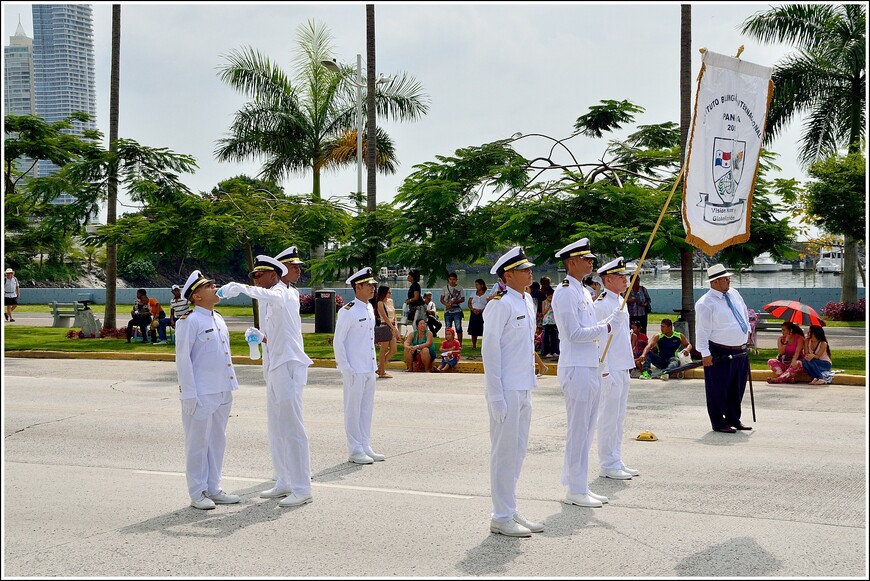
top-left (767, 322), bottom-right (805, 384)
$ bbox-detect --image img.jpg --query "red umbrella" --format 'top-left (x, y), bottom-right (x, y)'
top-left (763, 300), bottom-right (826, 327)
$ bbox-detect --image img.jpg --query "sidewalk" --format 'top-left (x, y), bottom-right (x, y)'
top-left (3, 358), bottom-right (866, 577)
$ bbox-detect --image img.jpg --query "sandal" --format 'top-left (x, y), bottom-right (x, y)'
top-left (377, 372), bottom-right (393, 379)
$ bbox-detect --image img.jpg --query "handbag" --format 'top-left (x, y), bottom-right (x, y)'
top-left (374, 324), bottom-right (393, 343)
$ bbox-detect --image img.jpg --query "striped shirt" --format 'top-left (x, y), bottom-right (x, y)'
top-left (170, 297), bottom-right (190, 321)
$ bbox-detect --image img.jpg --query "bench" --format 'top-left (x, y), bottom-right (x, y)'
top-left (49, 301), bottom-right (88, 328)
top-left (754, 312), bottom-right (780, 332)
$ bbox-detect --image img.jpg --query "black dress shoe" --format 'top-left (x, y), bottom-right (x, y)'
top-left (715, 427), bottom-right (737, 433)
top-left (734, 423), bottom-right (753, 430)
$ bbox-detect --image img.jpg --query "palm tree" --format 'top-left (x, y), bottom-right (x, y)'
top-left (741, 4), bottom-right (866, 302)
top-left (216, 20), bottom-right (429, 205)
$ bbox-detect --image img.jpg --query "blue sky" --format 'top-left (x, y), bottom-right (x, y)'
top-left (3, 2), bottom-right (813, 234)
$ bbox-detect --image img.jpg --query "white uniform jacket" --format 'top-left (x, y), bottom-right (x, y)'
top-left (593, 290), bottom-right (634, 372)
top-left (481, 287), bottom-right (538, 402)
top-left (175, 308), bottom-right (239, 400)
top-left (551, 275), bottom-right (609, 367)
top-left (226, 281), bottom-right (313, 371)
top-left (333, 298), bottom-right (378, 374)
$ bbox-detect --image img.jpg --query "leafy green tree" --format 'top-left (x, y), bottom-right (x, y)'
top-left (741, 3), bottom-right (866, 302)
top-left (803, 152), bottom-right (866, 244)
top-left (216, 19), bottom-right (429, 206)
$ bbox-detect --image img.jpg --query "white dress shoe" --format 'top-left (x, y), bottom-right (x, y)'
top-left (260, 487), bottom-right (292, 499)
top-left (364, 450), bottom-right (386, 462)
top-left (513, 513), bottom-right (544, 533)
top-left (621, 465), bottom-right (639, 477)
top-left (278, 492), bottom-right (313, 508)
top-left (563, 492), bottom-right (603, 508)
top-left (205, 490), bottom-right (240, 504)
top-left (349, 452), bottom-right (374, 464)
top-left (490, 519), bottom-right (532, 537)
top-left (600, 468), bottom-right (633, 480)
top-left (588, 490), bottom-right (609, 504)
top-left (190, 494), bottom-right (216, 510)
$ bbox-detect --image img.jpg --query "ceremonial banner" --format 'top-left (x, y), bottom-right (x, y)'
top-left (683, 50), bottom-right (773, 255)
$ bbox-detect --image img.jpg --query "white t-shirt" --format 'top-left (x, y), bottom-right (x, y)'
top-left (4, 276), bottom-right (20, 298)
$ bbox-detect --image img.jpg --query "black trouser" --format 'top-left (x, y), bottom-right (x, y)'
top-left (127, 314), bottom-right (152, 342)
top-left (427, 315), bottom-right (442, 337)
top-left (704, 343), bottom-right (748, 429)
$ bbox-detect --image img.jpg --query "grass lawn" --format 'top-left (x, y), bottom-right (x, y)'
top-left (3, 326), bottom-right (864, 375)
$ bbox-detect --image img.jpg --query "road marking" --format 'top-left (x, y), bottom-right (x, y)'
top-left (134, 470), bottom-right (475, 499)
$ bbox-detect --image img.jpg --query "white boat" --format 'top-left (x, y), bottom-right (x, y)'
top-left (625, 262), bottom-right (653, 274)
top-left (816, 248), bottom-right (844, 274)
top-left (648, 259), bottom-right (672, 274)
top-left (747, 253), bottom-right (781, 273)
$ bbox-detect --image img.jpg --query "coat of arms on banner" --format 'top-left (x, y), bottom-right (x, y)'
top-left (696, 137), bottom-right (747, 225)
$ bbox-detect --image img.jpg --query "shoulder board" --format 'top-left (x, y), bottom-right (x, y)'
top-left (179, 309), bottom-right (193, 320)
top-left (561, 279), bottom-right (570, 287)
top-left (343, 301), bottom-right (355, 310)
top-left (595, 291), bottom-right (607, 301)
top-left (491, 290), bottom-right (507, 300)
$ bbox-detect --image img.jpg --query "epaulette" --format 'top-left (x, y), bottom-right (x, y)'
top-left (595, 291), bottom-right (607, 302)
top-left (343, 301), bottom-right (355, 310)
top-left (561, 279), bottom-right (570, 287)
top-left (490, 290), bottom-right (507, 300)
top-left (179, 309), bottom-right (193, 320)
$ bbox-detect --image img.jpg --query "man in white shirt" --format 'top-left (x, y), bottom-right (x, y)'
top-left (551, 238), bottom-right (624, 509)
top-left (219, 252), bottom-right (315, 507)
top-left (593, 257), bottom-right (638, 481)
top-left (695, 264), bottom-right (752, 433)
top-left (333, 267), bottom-right (384, 465)
top-left (4, 268), bottom-right (20, 322)
top-left (423, 291), bottom-right (442, 337)
top-left (175, 270), bottom-right (240, 510)
top-left (483, 246), bottom-right (544, 538)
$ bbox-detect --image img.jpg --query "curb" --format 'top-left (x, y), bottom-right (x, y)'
top-left (5, 350), bottom-right (866, 386)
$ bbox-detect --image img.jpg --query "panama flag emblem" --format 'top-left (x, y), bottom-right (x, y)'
top-left (711, 137), bottom-right (746, 204)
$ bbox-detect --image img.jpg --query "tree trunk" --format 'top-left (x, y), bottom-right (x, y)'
top-left (104, 5), bottom-right (121, 329)
top-left (366, 4), bottom-right (377, 213)
top-left (840, 235), bottom-right (858, 303)
top-left (679, 4), bottom-right (695, 343)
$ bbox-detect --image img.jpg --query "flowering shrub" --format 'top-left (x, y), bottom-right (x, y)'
top-left (67, 327), bottom-right (125, 339)
top-left (821, 298), bottom-right (866, 321)
top-left (299, 293), bottom-right (344, 314)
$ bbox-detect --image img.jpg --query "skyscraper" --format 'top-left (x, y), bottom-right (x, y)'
top-left (4, 20), bottom-right (36, 117)
top-left (31, 3), bottom-right (97, 198)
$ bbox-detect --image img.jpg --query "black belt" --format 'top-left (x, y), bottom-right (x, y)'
top-left (710, 341), bottom-right (747, 351)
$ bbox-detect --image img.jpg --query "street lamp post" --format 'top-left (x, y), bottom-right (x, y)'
top-left (320, 56), bottom-right (388, 211)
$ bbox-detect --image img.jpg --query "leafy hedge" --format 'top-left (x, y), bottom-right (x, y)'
top-left (821, 298), bottom-right (866, 321)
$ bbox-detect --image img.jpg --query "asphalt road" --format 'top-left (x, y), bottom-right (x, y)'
top-left (3, 358), bottom-right (866, 577)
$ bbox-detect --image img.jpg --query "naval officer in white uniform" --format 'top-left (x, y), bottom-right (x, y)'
top-left (593, 257), bottom-right (639, 481)
top-left (333, 267), bottom-right (384, 465)
top-left (551, 238), bottom-right (625, 509)
top-left (483, 246), bottom-right (544, 538)
top-left (175, 270), bottom-right (240, 510)
top-left (219, 253), bottom-right (315, 508)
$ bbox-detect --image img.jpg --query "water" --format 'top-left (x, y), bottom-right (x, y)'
top-left (326, 268), bottom-right (862, 291)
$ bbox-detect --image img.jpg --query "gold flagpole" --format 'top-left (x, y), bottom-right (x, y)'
top-left (599, 164), bottom-right (687, 364)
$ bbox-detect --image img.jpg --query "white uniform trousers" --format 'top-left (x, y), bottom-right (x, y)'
top-left (264, 362), bottom-right (312, 496)
top-left (489, 389), bottom-right (532, 523)
top-left (597, 368), bottom-right (630, 471)
top-left (559, 366), bottom-right (601, 495)
top-left (342, 371), bottom-right (377, 456)
top-left (182, 390), bottom-right (233, 499)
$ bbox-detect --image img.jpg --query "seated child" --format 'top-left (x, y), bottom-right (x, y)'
top-left (435, 328), bottom-right (462, 372)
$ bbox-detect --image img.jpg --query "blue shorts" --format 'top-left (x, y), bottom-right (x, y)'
top-left (441, 357), bottom-right (459, 368)
top-left (444, 311), bottom-right (463, 333)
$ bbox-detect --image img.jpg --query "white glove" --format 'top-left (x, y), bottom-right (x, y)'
top-left (488, 399), bottom-right (508, 423)
top-left (598, 359), bottom-right (610, 378)
top-left (245, 326), bottom-right (265, 344)
top-left (217, 282), bottom-right (244, 299)
top-left (181, 397), bottom-right (199, 416)
top-left (610, 309), bottom-right (629, 328)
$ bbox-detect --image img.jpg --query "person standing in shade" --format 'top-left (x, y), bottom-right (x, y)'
top-left (175, 270), bottom-right (240, 510)
top-left (467, 278), bottom-right (489, 350)
top-left (333, 267), bottom-right (384, 465)
top-left (593, 257), bottom-right (638, 481)
top-left (482, 246), bottom-right (544, 538)
top-left (551, 237), bottom-right (624, 508)
top-left (219, 249), bottom-right (315, 508)
top-left (4, 268), bottom-right (20, 322)
top-left (626, 276), bottom-right (652, 334)
top-left (695, 264), bottom-right (752, 433)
